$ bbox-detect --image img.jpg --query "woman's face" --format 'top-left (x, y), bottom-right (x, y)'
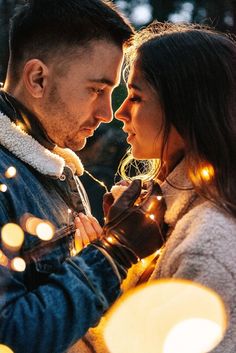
top-left (115, 61), bottom-right (184, 167)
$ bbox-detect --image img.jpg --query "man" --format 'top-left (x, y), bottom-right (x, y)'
top-left (0, 1), bottom-right (166, 352)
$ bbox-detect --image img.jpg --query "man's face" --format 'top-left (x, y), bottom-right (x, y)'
top-left (37, 40), bottom-right (123, 151)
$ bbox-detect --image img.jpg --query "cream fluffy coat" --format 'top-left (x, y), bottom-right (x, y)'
top-left (69, 160), bottom-right (236, 353)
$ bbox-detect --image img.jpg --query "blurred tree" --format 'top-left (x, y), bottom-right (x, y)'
top-left (115, 0), bottom-right (236, 33)
top-left (151, 0), bottom-right (175, 22)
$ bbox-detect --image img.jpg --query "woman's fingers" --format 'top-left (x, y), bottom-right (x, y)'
top-left (74, 228), bottom-right (83, 253)
top-left (87, 214), bottom-right (103, 237)
top-left (74, 213), bottom-right (102, 253)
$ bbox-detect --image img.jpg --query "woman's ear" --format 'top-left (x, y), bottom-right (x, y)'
top-left (23, 59), bottom-right (49, 98)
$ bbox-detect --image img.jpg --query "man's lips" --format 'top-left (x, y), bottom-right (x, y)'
top-left (81, 128), bottom-right (95, 137)
top-left (80, 125), bottom-right (100, 137)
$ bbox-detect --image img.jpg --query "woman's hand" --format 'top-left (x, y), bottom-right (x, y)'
top-left (74, 213), bottom-right (103, 253)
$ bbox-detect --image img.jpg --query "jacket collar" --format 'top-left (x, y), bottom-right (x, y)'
top-left (0, 111), bottom-right (84, 178)
top-left (161, 159), bottom-right (198, 227)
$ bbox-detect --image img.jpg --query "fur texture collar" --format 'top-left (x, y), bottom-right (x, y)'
top-left (0, 111), bottom-right (84, 177)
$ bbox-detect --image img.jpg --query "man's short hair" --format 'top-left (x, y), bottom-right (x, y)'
top-left (8, 0), bottom-right (134, 79)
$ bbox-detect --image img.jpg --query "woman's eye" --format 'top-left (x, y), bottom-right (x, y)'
top-left (129, 95), bottom-right (141, 103)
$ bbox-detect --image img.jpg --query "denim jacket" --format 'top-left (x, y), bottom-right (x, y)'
top-left (0, 111), bottom-right (122, 353)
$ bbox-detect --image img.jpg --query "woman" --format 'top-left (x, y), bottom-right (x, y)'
top-left (73, 22), bottom-right (236, 352)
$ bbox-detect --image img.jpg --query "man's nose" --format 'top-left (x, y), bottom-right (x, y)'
top-left (96, 99), bottom-right (113, 123)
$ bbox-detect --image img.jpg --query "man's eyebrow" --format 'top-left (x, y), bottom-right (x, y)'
top-left (88, 78), bottom-right (116, 86)
top-left (128, 83), bottom-right (142, 91)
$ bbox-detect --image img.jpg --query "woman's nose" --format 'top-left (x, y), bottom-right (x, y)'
top-left (115, 100), bottom-right (129, 122)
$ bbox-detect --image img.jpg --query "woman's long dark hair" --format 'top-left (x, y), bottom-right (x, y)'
top-left (127, 22), bottom-right (236, 216)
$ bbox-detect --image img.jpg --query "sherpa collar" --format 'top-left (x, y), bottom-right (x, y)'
top-left (0, 111), bottom-right (84, 178)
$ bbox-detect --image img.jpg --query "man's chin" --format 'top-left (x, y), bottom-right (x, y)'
top-left (65, 138), bottom-right (87, 152)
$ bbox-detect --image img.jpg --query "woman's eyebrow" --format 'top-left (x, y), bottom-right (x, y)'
top-left (128, 82), bottom-right (142, 91)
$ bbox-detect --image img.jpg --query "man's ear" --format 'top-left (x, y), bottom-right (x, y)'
top-left (23, 59), bottom-right (49, 98)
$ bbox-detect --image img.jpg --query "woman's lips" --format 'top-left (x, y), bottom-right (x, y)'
top-left (127, 133), bottom-right (135, 143)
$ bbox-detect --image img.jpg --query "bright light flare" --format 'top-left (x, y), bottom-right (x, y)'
top-left (21, 214), bottom-right (55, 241)
top-left (1, 223), bottom-right (24, 252)
top-left (0, 184), bottom-right (7, 192)
top-left (104, 279), bottom-right (227, 353)
top-left (0, 250), bottom-right (9, 267)
top-left (149, 214), bottom-right (155, 220)
top-left (11, 257), bottom-right (26, 272)
top-left (0, 344), bottom-right (14, 353)
top-left (200, 166), bottom-right (214, 181)
top-left (36, 222), bottom-right (55, 241)
top-left (164, 318), bottom-right (222, 353)
top-left (107, 236), bottom-right (114, 244)
top-left (5, 166), bottom-right (17, 179)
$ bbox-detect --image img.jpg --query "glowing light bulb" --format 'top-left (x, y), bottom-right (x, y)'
top-left (149, 214), bottom-right (155, 220)
top-left (36, 222), bottom-right (55, 241)
top-left (107, 236), bottom-right (114, 243)
top-left (157, 195), bottom-right (162, 201)
top-left (200, 165), bottom-right (214, 182)
top-left (0, 344), bottom-right (14, 353)
top-left (1, 223), bottom-right (24, 251)
top-left (0, 184), bottom-right (7, 192)
top-left (11, 257), bottom-right (26, 272)
top-left (154, 249), bottom-right (162, 256)
top-left (16, 121), bottom-right (25, 131)
top-left (141, 258), bottom-right (147, 265)
top-left (5, 166), bottom-right (17, 178)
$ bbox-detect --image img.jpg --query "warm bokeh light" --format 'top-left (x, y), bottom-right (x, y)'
top-left (107, 236), bottom-right (114, 243)
top-left (36, 222), bottom-right (55, 241)
top-left (104, 279), bottom-right (227, 353)
top-left (157, 195), bottom-right (162, 201)
top-left (23, 215), bottom-right (42, 235)
top-left (200, 166), bottom-right (214, 181)
top-left (1, 223), bottom-right (24, 252)
top-left (149, 214), bottom-right (155, 220)
top-left (190, 164), bottom-right (215, 185)
top-left (0, 344), bottom-right (14, 353)
top-left (5, 166), bottom-right (17, 179)
top-left (21, 214), bottom-right (55, 240)
top-left (164, 318), bottom-right (223, 353)
top-left (0, 184), bottom-right (8, 192)
top-left (16, 121), bottom-right (25, 131)
top-left (11, 257), bottom-right (26, 272)
top-left (0, 250), bottom-right (9, 267)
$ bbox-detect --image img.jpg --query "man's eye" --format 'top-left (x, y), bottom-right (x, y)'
top-left (92, 88), bottom-right (104, 95)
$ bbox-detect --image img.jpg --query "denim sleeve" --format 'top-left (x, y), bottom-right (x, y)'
top-left (0, 245), bottom-right (121, 353)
